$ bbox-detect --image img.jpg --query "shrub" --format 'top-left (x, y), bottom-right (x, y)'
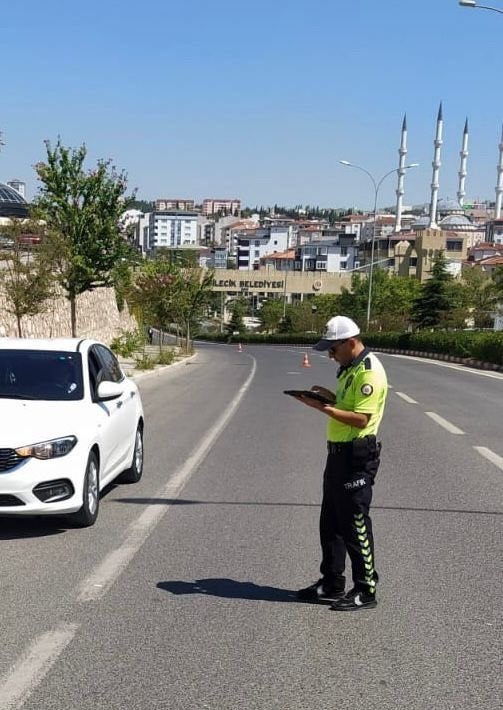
top-left (156, 349), bottom-right (176, 365)
top-left (110, 329), bottom-right (144, 357)
top-left (134, 354), bottom-right (156, 370)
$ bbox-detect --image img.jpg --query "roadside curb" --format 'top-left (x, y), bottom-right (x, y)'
top-left (371, 347), bottom-right (503, 373)
top-left (124, 353), bottom-right (198, 382)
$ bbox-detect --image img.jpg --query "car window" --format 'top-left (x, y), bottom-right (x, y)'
top-left (95, 345), bottom-right (124, 384)
top-left (87, 349), bottom-right (103, 400)
top-left (0, 350), bottom-right (83, 401)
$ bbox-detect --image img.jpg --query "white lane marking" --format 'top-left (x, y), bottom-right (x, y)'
top-left (424, 411), bottom-right (465, 435)
top-left (396, 391), bottom-right (417, 404)
top-left (0, 623), bottom-right (78, 710)
top-left (77, 357), bottom-right (257, 602)
top-left (474, 446), bottom-right (503, 471)
top-left (380, 353), bottom-right (503, 381)
top-left (287, 371), bottom-right (301, 375)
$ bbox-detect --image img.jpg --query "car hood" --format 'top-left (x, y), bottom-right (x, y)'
top-left (0, 400), bottom-right (88, 448)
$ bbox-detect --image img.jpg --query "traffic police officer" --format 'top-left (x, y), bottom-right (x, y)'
top-left (295, 315), bottom-right (387, 611)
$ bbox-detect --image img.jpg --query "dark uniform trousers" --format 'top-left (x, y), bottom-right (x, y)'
top-left (319, 436), bottom-right (381, 595)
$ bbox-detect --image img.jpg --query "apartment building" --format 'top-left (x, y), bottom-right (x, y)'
top-left (295, 239), bottom-right (359, 273)
top-left (147, 210), bottom-right (198, 252)
top-left (155, 199), bottom-right (195, 211)
top-left (486, 218), bottom-right (503, 245)
top-left (202, 198), bottom-right (241, 216)
top-left (236, 223), bottom-right (293, 270)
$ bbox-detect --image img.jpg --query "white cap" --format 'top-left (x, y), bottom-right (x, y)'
top-left (313, 316), bottom-right (360, 351)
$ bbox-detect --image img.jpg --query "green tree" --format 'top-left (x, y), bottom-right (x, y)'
top-left (411, 251), bottom-right (453, 329)
top-left (171, 267), bottom-right (215, 352)
top-left (259, 299), bottom-right (284, 332)
top-left (492, 265), bottom-right (503, 309)
top-left (337, 274), bottom-right (368, 327)
top-left (154, 248), bottom-right (199, 267)
top-left (128, 257), bottom-right (177, 349)
top-left (33, 139), bottom-right (136, 336)
top-left (226, 298), bottom-right (246, 334)
top-left (371, 272), bottom-right (421, 331)
top-left (458, 267), bottom-right (496, 329)
top-left (0, 220), bottom-right (54, 336)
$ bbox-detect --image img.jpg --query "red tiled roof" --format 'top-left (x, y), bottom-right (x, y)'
top-left (261, 249), bottom-right (295, 261)
top-left (478, 256), bottom-right (503, 265)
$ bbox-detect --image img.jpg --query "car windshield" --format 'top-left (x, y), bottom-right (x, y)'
top-left (0, 350), bottom-right (84, 401)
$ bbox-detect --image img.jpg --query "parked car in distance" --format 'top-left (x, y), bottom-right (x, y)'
top-left (0, 234), bottom-right (15, 249)
top-left (0, 338), bottom-right (144, 527)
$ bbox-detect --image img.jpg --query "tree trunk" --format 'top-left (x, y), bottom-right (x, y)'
top-left (70, 295), bottom-right (77, 337)
top-left (16, 315), bottom-right (22, 338)
top-left (185, 320), bottom-right (190, 354)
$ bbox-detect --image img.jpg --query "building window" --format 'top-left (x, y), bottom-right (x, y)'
top-left (340, 246), bottom-right (348, 256)
top-left (409, 257), bottom-right (418, 267)
top-left (446, 240), bottom-right (463, 251)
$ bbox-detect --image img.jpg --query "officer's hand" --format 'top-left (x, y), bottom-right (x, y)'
top-left (299, 394), bottom-right (329, 411)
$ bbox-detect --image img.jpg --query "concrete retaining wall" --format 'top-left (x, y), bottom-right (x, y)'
top-left (0, 288), bottom-right (137, 344)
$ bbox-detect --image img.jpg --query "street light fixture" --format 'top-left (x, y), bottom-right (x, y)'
top-left (339, 160), bottom-right (419, 331)
top-left (459, 0), bottom-right (503, 13)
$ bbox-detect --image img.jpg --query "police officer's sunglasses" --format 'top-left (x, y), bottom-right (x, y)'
top-left (328, 339), bottom-right (349, 353)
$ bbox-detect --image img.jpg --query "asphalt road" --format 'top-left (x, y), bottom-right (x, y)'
top-left (1, 344), bottom-right (501, 710)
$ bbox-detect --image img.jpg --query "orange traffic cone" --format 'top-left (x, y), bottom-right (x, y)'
top-left (302, 352), bottom-right (311, 368)
top-left (237, 342), bottom-right (243, 353)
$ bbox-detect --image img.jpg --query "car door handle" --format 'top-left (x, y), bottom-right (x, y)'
top-left (117, 400), bottom-right (123, 408)
top-left (130, 391), bottom-right (136, 397)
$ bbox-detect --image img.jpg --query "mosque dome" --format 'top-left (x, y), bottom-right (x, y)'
top-left (439, 214), bottom-right (474, 230)
top-left (0, 182), bottom-right (29, 218)
top-left (412, 215), bottom-right (431, 230)
top-left (437, 198), bottom-right (463, 216)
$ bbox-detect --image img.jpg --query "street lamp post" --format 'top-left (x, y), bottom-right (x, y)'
top-left (339, 160), bottom-right (419, 331)
top-left (459, 1), bottom-right (503, 14)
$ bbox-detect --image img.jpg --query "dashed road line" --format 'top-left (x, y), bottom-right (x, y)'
top-left (381, 353), bottom-right (503, 380)
top-left (77, 356), bottom-right (257, 602)
top-left (424, 412), bottom-right (465, 435)
top-left (395, 391), bottom-right (417, 404)
top-left (0, 623), bottom-right (79, 710)
top-left (473, 446), bottom-right (503, 471)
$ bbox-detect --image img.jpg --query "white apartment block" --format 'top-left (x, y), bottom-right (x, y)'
top-left (202, 198), bottom-right (241, 216)
top-left (236, 224), bottom-right (293, 270)
top-left (148, 210), bottom-right (198, 252)
top-left (297, 240), bottom-right (359, 273)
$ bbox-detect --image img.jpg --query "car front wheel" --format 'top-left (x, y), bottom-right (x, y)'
top-left (119, 425), bottom-right (143, 484)
top-left (69, 451), bottom-right (100, 527)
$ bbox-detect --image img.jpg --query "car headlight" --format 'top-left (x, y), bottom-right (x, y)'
top-left (15, 436), bottom-right (77, 460)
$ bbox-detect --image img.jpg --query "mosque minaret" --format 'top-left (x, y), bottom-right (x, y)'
top-left (457, 119), bottom-right (469, 207)
top-left (428, 103), bottom-right (443, 229)
top-left (495, 124), bottom-right (503, 219)
top-left (394, 114), bottom-right (407, 233)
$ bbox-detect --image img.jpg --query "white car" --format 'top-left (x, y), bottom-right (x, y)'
top-left (0, 338), bottom-right (144, 527)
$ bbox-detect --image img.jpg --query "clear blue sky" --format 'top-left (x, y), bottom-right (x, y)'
top-left (1, 0), bottom-right (502, 209)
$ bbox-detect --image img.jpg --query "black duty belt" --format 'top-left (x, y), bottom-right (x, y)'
top-left (327, 435), bottom-right (377, 455)
top-left (327, 441), bottom-right (352, 454)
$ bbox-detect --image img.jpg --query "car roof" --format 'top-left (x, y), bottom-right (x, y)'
top-left (0, 338), bottom-right (101, 352)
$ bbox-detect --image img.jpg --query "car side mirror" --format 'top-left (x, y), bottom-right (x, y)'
top-left (97, 381), bottom-right (123, 401)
